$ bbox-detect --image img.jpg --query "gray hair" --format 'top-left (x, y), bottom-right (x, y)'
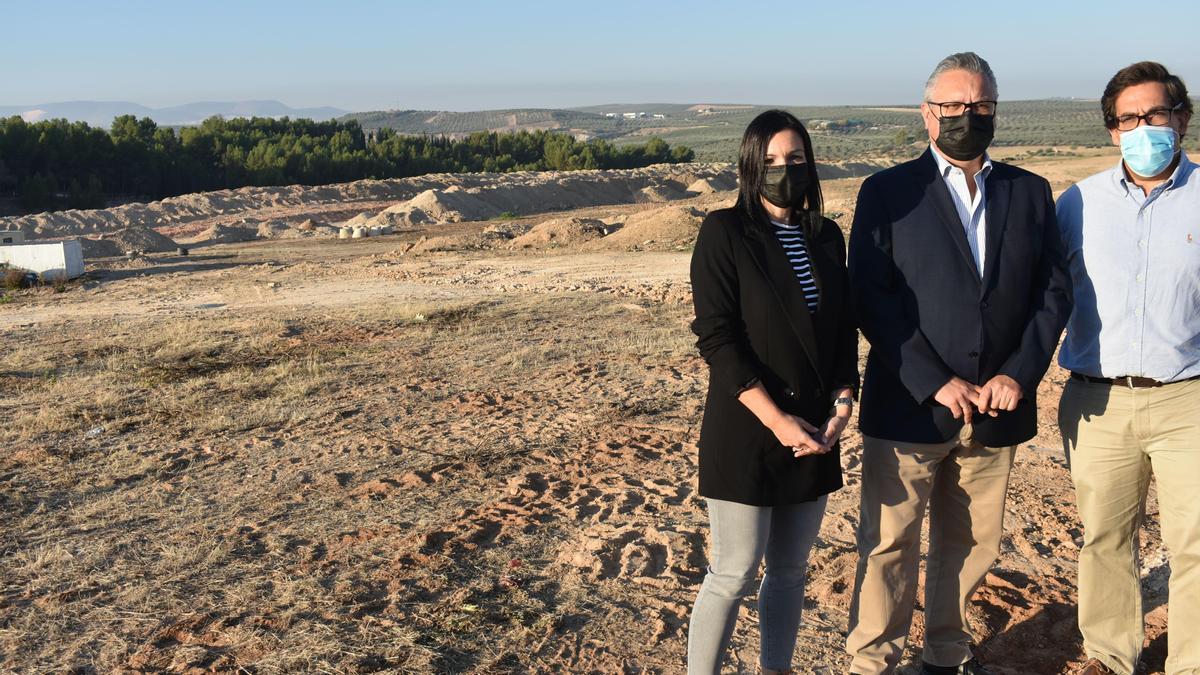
top-left (923, 52), bottom-right (998, 101)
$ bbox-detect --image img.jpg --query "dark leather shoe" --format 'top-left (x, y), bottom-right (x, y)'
top-left (1076, 659), bottom-right (1115, 675)
top-left (921, 657), bottom-right (992, 675)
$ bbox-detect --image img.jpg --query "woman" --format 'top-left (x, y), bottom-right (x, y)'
top-left (687, 109), bottom-right (858, 674)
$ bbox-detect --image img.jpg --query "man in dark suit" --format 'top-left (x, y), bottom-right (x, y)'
top-left (844, 52), bottom-right (1072, 675)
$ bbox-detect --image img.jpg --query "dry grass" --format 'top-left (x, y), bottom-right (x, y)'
top-left (0, 283), bottom-right (701, 673)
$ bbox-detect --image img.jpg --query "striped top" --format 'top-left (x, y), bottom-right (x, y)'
top-left (771, 220), bottom-right (819, 312)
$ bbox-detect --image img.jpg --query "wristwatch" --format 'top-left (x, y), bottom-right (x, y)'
top-left (831, 396), bottom-right (854, 416)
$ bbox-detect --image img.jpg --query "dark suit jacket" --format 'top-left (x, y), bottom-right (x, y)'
top-left (690, 207), bottom-right (858, 506)
top-left (848, 149), bottom-right (1072, 447)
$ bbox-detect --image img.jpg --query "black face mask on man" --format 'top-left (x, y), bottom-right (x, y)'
top-left (760, 163), bottom-right (811, 209)
top-left (934, 111), bottom-right (995, 161)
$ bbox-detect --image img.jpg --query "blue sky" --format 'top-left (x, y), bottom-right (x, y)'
top-left (5, 0), bottom-right (1199, 111)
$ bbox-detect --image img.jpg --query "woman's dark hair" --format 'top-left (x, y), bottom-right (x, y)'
top-left (735, 109), bottom-right (823, 231)
top-left (1101, 61), bottom-right (1193, 130)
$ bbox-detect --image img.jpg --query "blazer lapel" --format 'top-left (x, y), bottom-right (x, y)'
top-left (740, 218), bottom-right (823, 385)
top-left (914, 149), bottom-right (981, 281)
top-left (981, 170), bottom-right (1011, 295)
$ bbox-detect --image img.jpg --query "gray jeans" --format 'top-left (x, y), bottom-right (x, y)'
top-left (687, 495), bottom-right (828, 674)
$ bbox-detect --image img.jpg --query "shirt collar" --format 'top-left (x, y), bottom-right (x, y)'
top-left (930, 144), bottom-right (993, 179)
top-left (1111, 150), bottom-right (1194, 194)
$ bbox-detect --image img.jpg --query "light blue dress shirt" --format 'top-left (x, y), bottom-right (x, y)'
top-left (1056, 152), bottom-right (1200, 382)
top-left (931, 146), bottom-right (993, 277)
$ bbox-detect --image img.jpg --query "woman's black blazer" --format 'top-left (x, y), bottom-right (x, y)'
top-left (690, 207), bottom-right (858, 506)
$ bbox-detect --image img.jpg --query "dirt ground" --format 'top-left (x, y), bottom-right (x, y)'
top-left (1, 146), bottom-right (1174, 674)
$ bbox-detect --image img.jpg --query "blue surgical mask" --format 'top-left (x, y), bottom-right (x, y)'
top-left (1119, 125), bottom-right (1179, 178)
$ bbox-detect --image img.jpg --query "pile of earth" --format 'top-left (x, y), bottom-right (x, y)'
top-left (197, 223), bottom-right (258, 245)
top-left (86, 227), bottom-right (178, 255)
top-left (508, 217), bottom-right (613, 249)
top-left (583, 205), bottom-right (708, 251)
top-left (0, 163), bottom-right (738, 241)
top-left (256, 219), bottom-right (331, 239)
top-left (350, 165), bottom-right (737, 231)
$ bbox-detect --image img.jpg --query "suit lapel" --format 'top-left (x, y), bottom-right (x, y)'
top-left (914, 149), bottom-right (982, 281)
top-left (981, 170), bottom-right (1011, 295)
top-left (740, 217), bottom-right (823, 385)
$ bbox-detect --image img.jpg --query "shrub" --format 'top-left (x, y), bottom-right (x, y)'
top-left (3, 268), bottom-right (26, 290)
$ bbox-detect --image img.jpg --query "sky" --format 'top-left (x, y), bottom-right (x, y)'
top-left (4, 0), bottom-right (1200, 112)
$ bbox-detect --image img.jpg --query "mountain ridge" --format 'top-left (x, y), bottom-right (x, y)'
top-left (0, 100), bottom-right (348, 127)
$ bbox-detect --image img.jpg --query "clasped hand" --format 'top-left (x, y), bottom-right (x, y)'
top-left (933, 375), bottom-right (1022, 423)
top-left (771, 413), bottom-right (848, 458)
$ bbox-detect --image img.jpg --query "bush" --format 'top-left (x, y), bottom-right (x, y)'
top-left (3, 268), bottom-right (27, 290)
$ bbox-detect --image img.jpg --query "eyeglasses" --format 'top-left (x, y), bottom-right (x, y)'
top-left (1112, 102), bottom-right (1184, 131)
top-left (927, 100), bottom-right (998, 118)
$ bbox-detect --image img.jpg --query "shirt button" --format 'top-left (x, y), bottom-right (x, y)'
top-left (1138, 240), bottom-right (1146, 247)
top-left (1136, 274), bottom-right (1144, 282)
top-left (1135, 308), bottom-right (1143, 316)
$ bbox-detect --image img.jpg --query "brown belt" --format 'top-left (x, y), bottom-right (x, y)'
top-left (1070, 372), bottom-right (1199, 388)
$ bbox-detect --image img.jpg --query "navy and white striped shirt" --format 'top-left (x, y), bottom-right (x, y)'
top-left (771, 220), bottom-right (819, 312)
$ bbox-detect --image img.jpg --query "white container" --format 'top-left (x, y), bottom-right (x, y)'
top-left (338, 227), bottom-right (352, 239)
top-left (351, 226), bottom-right (366, 239)
top-left (0, 239), bottom-right (85, 280)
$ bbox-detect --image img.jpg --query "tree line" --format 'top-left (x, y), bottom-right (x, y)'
top-left (0, 115), bottom-right (695, 212)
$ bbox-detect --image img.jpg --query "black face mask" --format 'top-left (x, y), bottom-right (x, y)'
top-left (760, 163), bottom-right (811, 209)
top-left (934, 111), bottom-right (995, 161)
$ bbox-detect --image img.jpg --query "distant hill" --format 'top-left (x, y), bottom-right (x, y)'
top-left (341, 100), bottom-right (1119, 162)
top-left (0, 100), bottom-right (348, 127)
top-left (341, 108), bottom-right (608, 137)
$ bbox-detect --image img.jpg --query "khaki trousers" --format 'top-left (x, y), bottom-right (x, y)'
top-left (846, 428), bottom-right (1015, 674)
top-left (1059, 377), bottom-right (1200, 675)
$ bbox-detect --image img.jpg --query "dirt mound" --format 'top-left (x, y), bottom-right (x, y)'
top-left (0, 163), bottom-right (738, 240)
top-left (585, 205), bottom-right (705, 251)
top-left (370, 186), bottom-right (498, 228)
top-left (100, 227), bottom-right (177, 253)
top-left (636, 181), bottom-right (691, 203)
top-left (687, 175), bottom-right (737, 194)
top-left (79, 237), bottom-right (123, 258)
top-left (340, 212), bottom-right (377, 228)
top-left (482, 221), bottom-right (533, 241)
top-left (509, 218), bottom-right (611, 249)
top-left (816, 159), bottom-right (899, 180)
top-left (197, 223), bottom-right (257, 245)
top-left (256, 220), bottom-right (308, 239)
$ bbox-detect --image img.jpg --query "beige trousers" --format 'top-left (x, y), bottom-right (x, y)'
top-left (1059, 377), bottom-right (1200, 675)
top-left (846, 427), bottom-right (1015, 674)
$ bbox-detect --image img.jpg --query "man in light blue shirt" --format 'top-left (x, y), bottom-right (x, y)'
top-left (1056, 61), bottom-right (1200, 675)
